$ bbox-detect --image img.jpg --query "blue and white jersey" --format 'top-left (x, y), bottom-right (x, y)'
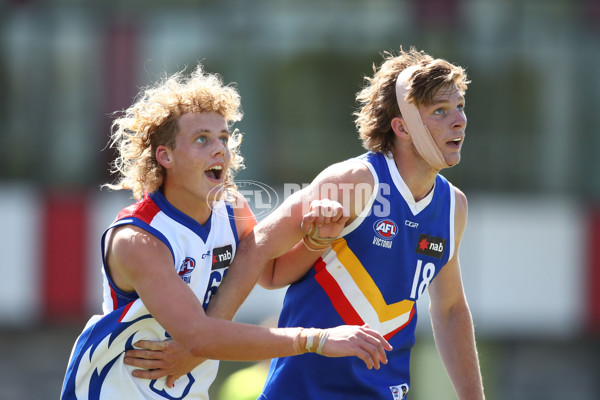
top-left (261, 152), bottom-right (456, 400)
top-left (61, 191), bottom-right (238, 400)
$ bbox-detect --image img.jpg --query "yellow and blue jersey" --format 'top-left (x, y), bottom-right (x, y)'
top-left (261, 151), bottom-right (456, 400)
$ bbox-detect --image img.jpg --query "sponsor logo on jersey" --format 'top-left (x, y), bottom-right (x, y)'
top-left (212, 245), bottom-right (233, 270)
top-left (178, 257), bottom-right (196, 283)
top-left (389, 383), bottom-right (409, 399)
top-left (372, 218), bottom-right (398, 249)
top-left (405, 220), bottom-right (419, 228)
top-left (373, 218), bottom-right (399, 239)
top-left (415, 234), bottom-right (446, 259)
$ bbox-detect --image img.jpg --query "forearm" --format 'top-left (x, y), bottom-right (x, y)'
top-left (259, 241), bottom-right (324, 289)
top-left (187, 317), bottom-right (300, 360)
top-left (430, 303), bottom-right (485, 400)
top-left (205, 230), bottom-right (269, 321)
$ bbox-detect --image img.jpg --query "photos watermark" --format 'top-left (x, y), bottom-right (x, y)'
top-left (207, 180), bottom-right (394, 220)
top-left (207, 180), bottom-right (280, 220)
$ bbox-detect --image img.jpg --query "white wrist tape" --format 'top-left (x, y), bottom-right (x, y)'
top-left (316, 330), bottom-right (329, 355)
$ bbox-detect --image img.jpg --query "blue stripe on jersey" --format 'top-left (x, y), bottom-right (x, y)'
top-left (100, 217), bottom-right (174, 309)
top-left (61, 306), bottom-right (153, 399)
top-left (149, 191), bottom-right (212, 242)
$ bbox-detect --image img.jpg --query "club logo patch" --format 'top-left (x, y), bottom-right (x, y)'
top-left (372, 218), bottom-right (398, 249)
top-left (415, 234), bottom-right (446, 259)
top-left (212, 245), bottom-right (233, 270)
top-left (178, 257), bottom-right (196, 283)
top-left (373, 218), bottom-right (398, 239)
top-left (389, 383), bottom-right (409, 399)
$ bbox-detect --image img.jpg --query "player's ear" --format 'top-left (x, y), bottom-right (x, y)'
top-left (156, 145), bottom-right (172, 168)
top-left (391, 117), bottom-right (410, 141)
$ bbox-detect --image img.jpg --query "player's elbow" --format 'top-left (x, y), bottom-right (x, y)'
top-left (257, 275), bottom-right (281, 290)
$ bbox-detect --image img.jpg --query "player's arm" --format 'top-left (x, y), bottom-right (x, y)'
top-left (427, 188), bottom-right (485, 400)
top-left (109, 224), bottom-right (390, 363)
top-left (124, 196), bottom-right (348, 384)
top-left (257, 199), bottom-right (348, 289)
top-left (259, 160), bottom-right (374, 289)
top-left (202, 196), bottom-right (257, 321)
top-left (124, 198), bottom-right (258, 385)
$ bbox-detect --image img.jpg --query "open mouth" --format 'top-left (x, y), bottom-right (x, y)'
top-left (448, 138), bottom-right (463, 147)
top-left (205, 165), bottom-right (223, 181)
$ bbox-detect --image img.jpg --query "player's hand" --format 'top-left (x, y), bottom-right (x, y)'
top-left (301, 199), bottom-right (349, 240)
top-left (123, 339), bottom-right (206, 387)
top-left (320, 324), bottom-right (392, 369)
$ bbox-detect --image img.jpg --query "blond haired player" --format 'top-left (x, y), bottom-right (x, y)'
top-left (60, 64), bottom-right (390, 400)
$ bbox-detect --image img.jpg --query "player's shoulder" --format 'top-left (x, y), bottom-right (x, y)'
top-left (110, 224), bottom-right (164, 257)
top-left (313, 158), bottom-right (375, 188)
top-left (451, 185), bottom-right (467, 211)
top-left (228, 195), bottom-right (257, 240)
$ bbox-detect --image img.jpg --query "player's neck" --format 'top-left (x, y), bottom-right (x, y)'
top-left (161, 185), bottom-right (213, 226)
top-left (390, 148), bottom-right (439, 202)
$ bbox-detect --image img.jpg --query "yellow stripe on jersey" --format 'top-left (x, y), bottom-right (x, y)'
top-left (321, 239), bottom-right (414, 335)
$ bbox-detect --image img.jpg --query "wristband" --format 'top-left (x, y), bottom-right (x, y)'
top-left (316, 330), bottom-right (329, 355)
top-left (302, 224), bottom-right (337, 251)
top-left (302, 235), bottom-right (335, 251)
top-left (293, 328), bottom-right (307, 354)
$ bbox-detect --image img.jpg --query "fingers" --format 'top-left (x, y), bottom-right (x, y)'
top-left (310, 199), bottom-right (344, 227)
top-left (124, 341), bottom-right (171, 376)
top-left (300, 212), bottom-right (317, 234)
top-left (133, 339), bottom-right (169, 351)
top-left (166, 375), bottom-right (182, 388)
top-left (123, 352), bottom-right (167, 370)
top-left (359, 324), bottom-right (393, 369)
top-left (321, 324), bottom-right (392, 370)
top-left (301, 199), bottom-right (348, 234)
top-left (129, 366), bottom-right (169, 380)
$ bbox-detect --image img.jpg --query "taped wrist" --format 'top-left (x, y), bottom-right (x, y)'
top-left (302, 224), bottom-right (336, 251)
top-left (293, 328), bottom-right (328, 354)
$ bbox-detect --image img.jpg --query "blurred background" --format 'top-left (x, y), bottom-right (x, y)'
top-left (1, 0), bottom-right (599, 399)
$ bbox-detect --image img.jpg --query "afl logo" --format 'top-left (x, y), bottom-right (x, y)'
top-left (178, 257), bottom-right (196, 283)
top-left (373, 218), bottom-right (398, 239)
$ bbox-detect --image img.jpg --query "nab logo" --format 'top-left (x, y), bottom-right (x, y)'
top-left (415, 234), bottom-right (446, 259)
top-left (178, 257), bottom-right (196, 283)
top-left (373, 218), bottom-right (398, 239)
top-left (212, 245), bottom-right (233, 270)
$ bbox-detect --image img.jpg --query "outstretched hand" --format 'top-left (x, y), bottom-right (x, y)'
top-left (320, 324), bottom-right (392, 369)
top-left (124, 339), bottom-right (205, 388)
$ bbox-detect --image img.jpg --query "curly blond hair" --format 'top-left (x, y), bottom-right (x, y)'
top-left (354, 47), bottom-right (470, 154)
top-left (104, 64), bottom-right (244, 200)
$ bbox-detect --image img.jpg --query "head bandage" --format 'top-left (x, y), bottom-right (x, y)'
top-left (395, 66), bottom-right (449, 170)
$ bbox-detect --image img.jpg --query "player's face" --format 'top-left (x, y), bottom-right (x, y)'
top-left (163, 111), bottom-right (231, 207)
top-left (419, 84), bottom-right (467, 167)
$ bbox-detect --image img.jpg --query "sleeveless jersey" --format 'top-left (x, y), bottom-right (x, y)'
top-left (260, 152), bottom-right (456, 400)
top-left (61, 190), bottom-right (239, 400)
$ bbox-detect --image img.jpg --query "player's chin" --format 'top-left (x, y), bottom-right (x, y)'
top-left (445, 153), bottom-right (461, 167)
top-left (204, 180), bottom-right (227, 203)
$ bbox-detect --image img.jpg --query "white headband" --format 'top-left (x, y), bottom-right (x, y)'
top-left (395, 66), bottom-right (449, 170)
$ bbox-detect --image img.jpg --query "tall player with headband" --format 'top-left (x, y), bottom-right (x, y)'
top-left (125, 48), bottom-right (484, 399)
top-left (252, 47), bottom-right (485, 399)
top-left (60, 64), bottom-right (392, 400)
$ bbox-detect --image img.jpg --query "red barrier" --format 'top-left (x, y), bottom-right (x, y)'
top-left (41, 190), bottom-right (88, 321)
top-left (588, 207), bottom-right (600, 334)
